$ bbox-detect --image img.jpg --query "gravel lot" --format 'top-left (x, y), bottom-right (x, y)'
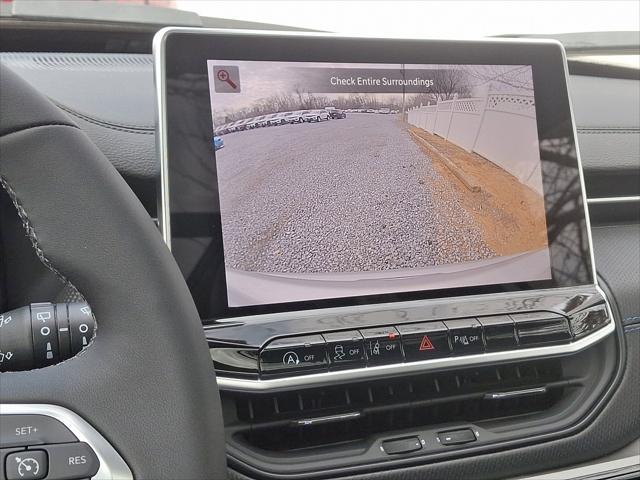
top-left (215, 114), bottom-right (495, 273)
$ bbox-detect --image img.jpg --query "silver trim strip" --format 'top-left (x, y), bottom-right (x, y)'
top-left (216, 319), bottom-right (614, 392)
top-left (516, 455), bottom-right (640, 480)
top-left (587, 195), bottom-right (640, 205)
top-left (0, 404), bottom-right (133, 480)
top-left (484, 387), bottom-right (547, 400)
top-left (293, 411), bottom-right (362, 426)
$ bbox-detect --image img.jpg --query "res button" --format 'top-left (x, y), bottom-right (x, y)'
top-left (42, 442), bottom-right (99, 480)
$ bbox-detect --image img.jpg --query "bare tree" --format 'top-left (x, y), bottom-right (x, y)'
top-left (465, 65), bottom-right (534, 92)
top-left (431, 68), bottom-right (471, 101)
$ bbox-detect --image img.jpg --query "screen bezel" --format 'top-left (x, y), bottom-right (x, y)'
top-left (154, 28), bottom-right (596, 322)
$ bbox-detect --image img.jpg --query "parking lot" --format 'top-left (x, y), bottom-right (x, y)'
top-left (215, 113), bottom-right (495, 274)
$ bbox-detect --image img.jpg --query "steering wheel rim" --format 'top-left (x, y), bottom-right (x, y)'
top-left (0, 65), bottom-right (227, 479)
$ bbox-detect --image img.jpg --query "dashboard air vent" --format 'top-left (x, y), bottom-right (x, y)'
top-left (222, 359), bottom-right (568, 452)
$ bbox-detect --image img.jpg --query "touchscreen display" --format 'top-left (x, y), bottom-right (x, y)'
top-left (205, 61), bottom-right (551, 308)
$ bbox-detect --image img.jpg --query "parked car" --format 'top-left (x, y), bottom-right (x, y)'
top-left (379, 107), bottom-right (391, 114)
top-left (302, 109), bottom-right (331, 122)
top-left (284, 110), bottom-right (305, 123)
top-left (366, 108), bottom-right (376, 113)
top-left (246, 115), bottom-right (265, 129)
top-left (267, 112), bottom-right (289, 126)
top-left (212, 136), bottom-right (224, 151)
top-left (328, 109), bottom-right (346, 119)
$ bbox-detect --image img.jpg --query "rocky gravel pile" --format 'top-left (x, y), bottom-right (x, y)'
top-left (215, 114), bottom-right (495, 273)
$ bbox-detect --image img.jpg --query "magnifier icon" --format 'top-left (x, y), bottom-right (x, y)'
top-left (217, 69), bottom-right (238, 89)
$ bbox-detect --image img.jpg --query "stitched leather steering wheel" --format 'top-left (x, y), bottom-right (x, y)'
top-left (0, 65), bottom-right (227, 479)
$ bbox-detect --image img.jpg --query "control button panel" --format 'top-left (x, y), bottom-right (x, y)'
top-left (256, 309), bottom-right (591, 378)
top-left (0, 303), bottom-right (95, 373)
top-left (511, 312), bottom-right (572, 345)
top-left (360, 327), bottom-right (403, 365)
top-left (260, 335), bottom-right (327, 375)
top-left (479, 315), bottom-right (518, 350)
top-left (322, 331), bottom-right (365, 369)
top-left (398, 322), bottom-right (450, 360)
top-left (382, 436), bottom-right (423, 454)
top-left (0, 415), bottom-right (77, 449)
top-left (438, 428), bottom-right (477, 445)
top-left (444, 318), bottom-right (484, 354)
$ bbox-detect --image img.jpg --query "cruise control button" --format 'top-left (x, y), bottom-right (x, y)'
top-left (478, 315), bottom-right (518, 350)
top-left (397, 322), bottom-right (451, 361)
top-left (510, 312), bottom-right (572, 345)
top-left (360, 327), bottom-right (403, 365)
top-left (43, 442), bottom-right (99, 480)
top-left (5, 450), bottom-right (47, 480)
top-left (444, 318), bottom-right (484, 354)
top-left (0, 415), bottom-right (77, 448)
top-left (322, 331), bottom-right (365, 369)
top-left (260, 335), bottom-right (327, 375)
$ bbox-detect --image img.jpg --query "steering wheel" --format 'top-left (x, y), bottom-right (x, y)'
top-left (0, 65), bottom-right (227, 478)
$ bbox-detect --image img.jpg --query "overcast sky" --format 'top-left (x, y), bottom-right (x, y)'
top-left (208, 62), bottom-right (532, 120)
top-left (178, 1), bottom-right (639, 39)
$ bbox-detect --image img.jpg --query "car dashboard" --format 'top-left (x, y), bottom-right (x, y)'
top-left (0, 23), bottom-right (638, 480)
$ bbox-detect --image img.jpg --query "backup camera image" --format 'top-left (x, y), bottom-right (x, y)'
top-left (207, 60), bottom-right (551, 307)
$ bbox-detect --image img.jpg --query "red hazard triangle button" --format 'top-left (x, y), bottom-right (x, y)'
top-left (419, 335), bottom-right (435, 351)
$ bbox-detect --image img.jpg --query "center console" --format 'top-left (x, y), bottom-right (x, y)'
top-left (154, 28), bottom-right (620, 478)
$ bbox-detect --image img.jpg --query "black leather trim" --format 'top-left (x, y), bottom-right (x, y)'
top-left (0, 64), bottom-right (227, 479)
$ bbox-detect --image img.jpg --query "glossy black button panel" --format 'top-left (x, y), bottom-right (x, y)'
top-left (360, 326), bottom-right (403, 365)
top-left (398, 322), bottom-right (451, 361)
top-left (478, 315), bottom-right (518, 350)
top-left (510, 312), bottom-right (572, 345)
top-left (323, 330), bottom-right (365, 369)
top-left (257, 310), bottom-right (588, 377)
top-left (444, 318), bottom-right (484, 354)
top-left (260, 335), bottom-right (327, 375)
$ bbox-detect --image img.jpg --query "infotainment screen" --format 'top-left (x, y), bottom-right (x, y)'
top-left (156, 30), bottom-right (594, 320)
top-left (207, 60), bottom-right (550, 307)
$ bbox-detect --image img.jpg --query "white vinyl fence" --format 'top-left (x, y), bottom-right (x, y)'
top-left (407, 94), bottom-right (542, 194)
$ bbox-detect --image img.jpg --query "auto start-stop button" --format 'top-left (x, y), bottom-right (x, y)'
top-left (260, 335), bottom-right (328, 375)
